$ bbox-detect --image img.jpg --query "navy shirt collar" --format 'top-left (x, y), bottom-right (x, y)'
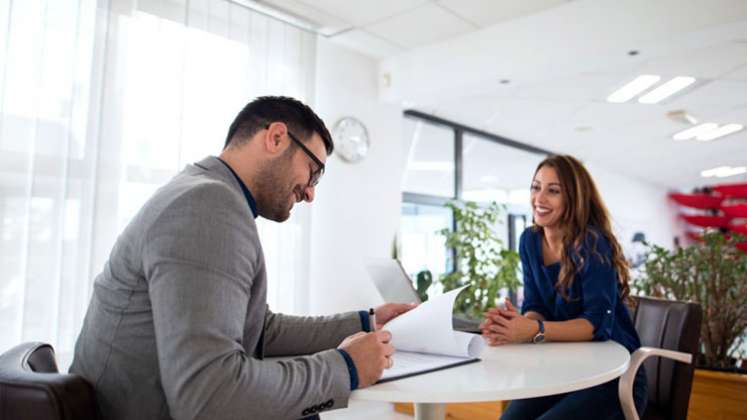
top-left (216, 157), bottom-right (258, 219)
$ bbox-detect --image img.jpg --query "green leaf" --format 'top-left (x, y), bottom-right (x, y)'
top-left (631, 230), bottom-right (747, 368)
top-left (438, 200), bottom-right (521, 316)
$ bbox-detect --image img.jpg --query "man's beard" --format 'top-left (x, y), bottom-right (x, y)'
top-left (254, 151), bottom-right (299, 222)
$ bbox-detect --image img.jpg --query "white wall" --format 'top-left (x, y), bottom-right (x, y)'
top-left (308, 38), bottom-right (404, 315)
top-left (587, 163), bottom-right (682, 254)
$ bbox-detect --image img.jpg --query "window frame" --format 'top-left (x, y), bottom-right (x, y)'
top-left (401, 109), bottom-right (554, 301)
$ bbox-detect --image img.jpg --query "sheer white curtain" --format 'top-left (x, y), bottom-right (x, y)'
top-left (0, 0), bottom-right (316, 368)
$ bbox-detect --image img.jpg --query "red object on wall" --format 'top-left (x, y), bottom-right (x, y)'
top-left (669, 193), bottom-right (723, 209)
top-left (721, 204), bottom-right (747, 218)
top-left (681, 215), bottom-right (731, 228)
top-left (729, 224), bottom-right (747, 236)
top-left (712, 183), bottom-right (747, 198)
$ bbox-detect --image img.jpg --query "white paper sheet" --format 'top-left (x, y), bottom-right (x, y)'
top-left (377, 286), bottom-right (484, 383)
top-left (384, 286), bottom-right (484, 358)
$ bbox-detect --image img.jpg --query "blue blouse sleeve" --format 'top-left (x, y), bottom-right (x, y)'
top-left (519, 230), bottom-right (550, 320)
top-left (578, 233), bottom-right (618, 341)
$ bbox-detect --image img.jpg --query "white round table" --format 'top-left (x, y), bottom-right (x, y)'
top-left (351, 341), bottom-right (630, 420)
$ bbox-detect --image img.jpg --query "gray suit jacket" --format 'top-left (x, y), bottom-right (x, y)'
top-left (70, 156), bottom-right (363, 420)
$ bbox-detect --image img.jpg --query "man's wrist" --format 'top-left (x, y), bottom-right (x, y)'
top-left (358, 310), bottom-right (372, 332)
top-left (336, 349), bottom-right (359, 390)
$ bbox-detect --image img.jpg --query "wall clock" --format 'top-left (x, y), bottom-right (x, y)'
top-left (333, 117), bottom-right (370, 163)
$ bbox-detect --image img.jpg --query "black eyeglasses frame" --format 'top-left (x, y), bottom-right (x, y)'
top-left (266, 124), bottom-right (325, 187)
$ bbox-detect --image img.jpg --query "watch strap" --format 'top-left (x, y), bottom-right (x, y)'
top-left (532, 319), bottom-right (545, 344)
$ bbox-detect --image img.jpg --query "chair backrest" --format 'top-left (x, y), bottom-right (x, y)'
top-left (631, 296), bottom-right (703, 420)
top-left (0, 342), bottom-right (98, 420)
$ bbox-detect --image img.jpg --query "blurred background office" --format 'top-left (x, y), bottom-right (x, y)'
top-left (0, 0), bottom-right (745, 418)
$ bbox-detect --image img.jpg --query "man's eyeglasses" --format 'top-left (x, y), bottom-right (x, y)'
top-left (266, 124), bottom-right (325, 187)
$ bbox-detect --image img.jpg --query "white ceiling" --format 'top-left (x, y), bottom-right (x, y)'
top-left (261, 0), bottom-right (571, 54)
top-left (261, 0), bottom-right (747, 190)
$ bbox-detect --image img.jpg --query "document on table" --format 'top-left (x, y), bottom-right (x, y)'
top-left (378, 286), bottom-right (484, 383)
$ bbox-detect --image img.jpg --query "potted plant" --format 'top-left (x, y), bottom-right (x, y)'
top-left (439, 201), bottom-right (521, 319)
top-left (633, 230), bottom-right (747, 419)
top-left (394, 201), bottom-right (519, 418)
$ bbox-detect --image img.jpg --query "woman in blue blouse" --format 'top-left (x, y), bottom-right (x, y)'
top-left (481, 155), bottom-right (647, 420)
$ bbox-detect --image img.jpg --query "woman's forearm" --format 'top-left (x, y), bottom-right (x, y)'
top-left (525, 311), bottom-right (546, 321)
top-left (543, 318), bottom-right (594, 342)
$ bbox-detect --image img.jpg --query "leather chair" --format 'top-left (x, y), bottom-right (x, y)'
top-left (619, 296), bottom-right (703, 420)
top-left (0, 342), bottom-right (98, 420)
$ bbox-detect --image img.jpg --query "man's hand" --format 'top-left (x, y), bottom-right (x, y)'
top-left (338, 330), bottom-right (395, 388)
top-left (480, 298), bottom-right (538, 346)
top-left (373, 303), bottom-right (417, 329)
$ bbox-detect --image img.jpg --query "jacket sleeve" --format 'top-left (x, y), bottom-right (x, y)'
top-left (263, 308), bottom-right (365, 357)
top-left (143, 183), bottom-right (351, 420)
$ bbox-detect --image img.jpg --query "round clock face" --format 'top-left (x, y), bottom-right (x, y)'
top-left (333, 117), bottom-right (369, 163)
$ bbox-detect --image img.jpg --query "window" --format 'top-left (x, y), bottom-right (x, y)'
top-left (0, 0), bottom-right (316, 368)
top-left (401, 118), bottom-right (455, 197)
top-left (400, 202), bottom-right (453, 281)
top-left (399, 110), bottom-right (551, 302)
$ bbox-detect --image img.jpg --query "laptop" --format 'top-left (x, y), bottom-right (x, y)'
top-left (365, 259), bottom-right (482, 333)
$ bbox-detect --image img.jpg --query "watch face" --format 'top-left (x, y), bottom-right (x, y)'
top-left (333, 117), bottom-right (369, 163)
top-left (533, 334), bottom-right (545, 344)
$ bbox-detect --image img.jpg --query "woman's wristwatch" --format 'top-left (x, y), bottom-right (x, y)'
top-left (532, 319), bottom-right (546, 344)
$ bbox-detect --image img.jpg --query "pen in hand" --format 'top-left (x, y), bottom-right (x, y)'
top-left (369, 307), bottom-right (395, 370)
top-left (369, 308), bottom-right (377, 332)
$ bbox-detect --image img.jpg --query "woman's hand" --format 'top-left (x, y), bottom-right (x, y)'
top-left (481, 298), bottom-right (539, 346)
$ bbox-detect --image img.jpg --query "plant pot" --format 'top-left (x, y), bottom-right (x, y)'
top-left (687, 368), bottom-right (747, 420)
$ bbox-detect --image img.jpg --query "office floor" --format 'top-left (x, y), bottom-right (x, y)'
top-left (322, 400), bottom-right (412, 419)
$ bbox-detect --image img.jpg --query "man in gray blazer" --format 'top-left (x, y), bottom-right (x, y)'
top-left (70, 96), bottom-right (414, 420)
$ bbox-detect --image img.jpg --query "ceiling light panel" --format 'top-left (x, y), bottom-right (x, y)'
top-left (696, 123), bottom-right (744, 141)
top-left (701, 166), bottom-right (747, 178)
top-left (638, 76), bottom-right (696, 104)
top-left (672, 123), bottom-right (719, 141)
top-left (606, 75), bottom-right (661, 103)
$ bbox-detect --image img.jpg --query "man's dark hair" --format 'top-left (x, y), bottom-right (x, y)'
top-left (224, 96), bottom-right (334, 155)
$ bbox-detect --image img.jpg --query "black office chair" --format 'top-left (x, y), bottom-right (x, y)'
top-left (619, 296), bottom-right (703, 420)
top-left (0, 342), bottom-right (98, 420)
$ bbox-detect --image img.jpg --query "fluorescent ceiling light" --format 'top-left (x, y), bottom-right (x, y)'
top-left (701, 166), bottom-right (747, 178)
top-left (638, 76), bottom-right (696, 104)
top-left (607, 75), bottom-right (661, 103)
top-left (696, 123), bottom-right (744, 141)
top-left (672, 123), bottom-right (719, 141)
